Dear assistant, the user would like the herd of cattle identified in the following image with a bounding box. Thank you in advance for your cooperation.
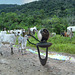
[0,26,75,55]
[61,26,75,37]
[0,27,37,55]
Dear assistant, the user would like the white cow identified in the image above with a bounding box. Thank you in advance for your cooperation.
[29,26,38,35]
[0,33,17,55]
[30,27,37,32]
[13,29,23,36]
[50,32,56,37]
[67,26,75,32]
[18,35,28,54]
[7,29,23,36]
[0,31,7,34]
[7,30,13,34]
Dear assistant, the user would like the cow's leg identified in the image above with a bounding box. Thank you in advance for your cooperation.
[18,43,21,52]
[24,41,27,51]
[22,41,27,55]
[25,41,27,48]
[21,43,25,54]
[22,49,25,55]
[21,43,23,53]
[10,44,14,55]
[21,42,27,55]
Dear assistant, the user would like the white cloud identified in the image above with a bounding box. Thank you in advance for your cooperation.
[0,0,39,5]
[23,0,38,4]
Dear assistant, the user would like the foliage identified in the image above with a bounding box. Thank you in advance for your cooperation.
[0,0,75,33]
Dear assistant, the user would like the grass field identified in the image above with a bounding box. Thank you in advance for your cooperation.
[26,33,75,54]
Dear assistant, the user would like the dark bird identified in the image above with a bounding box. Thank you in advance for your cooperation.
[38,29,49,42]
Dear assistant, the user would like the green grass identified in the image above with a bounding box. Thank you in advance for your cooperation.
[15,32,75,54]
[26,33,75,54]
[49,44,75,54]
[27,33,39,47]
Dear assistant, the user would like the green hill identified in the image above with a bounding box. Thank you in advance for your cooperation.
[0,0,74,17]
[0,0,75,33]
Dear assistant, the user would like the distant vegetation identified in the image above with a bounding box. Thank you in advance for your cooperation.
[0,0,75,34]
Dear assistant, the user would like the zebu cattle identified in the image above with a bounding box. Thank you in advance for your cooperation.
[7,30,13,34]
[0,31,7,34]
[13,29,22,36]
[50,32,56,37]
[8,29,23,36]
[29,27,38,35]
[60,26,75,37]
[18,29,28,54]
[67,26,75,32]
[18,35,28,54]
[0,33,19,55]
[0,28,7,34]
[60,31,73,37]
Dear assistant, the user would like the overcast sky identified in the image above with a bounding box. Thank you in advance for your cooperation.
[0,0,39,5]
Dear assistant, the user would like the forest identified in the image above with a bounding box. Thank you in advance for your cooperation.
[0,0,75,34]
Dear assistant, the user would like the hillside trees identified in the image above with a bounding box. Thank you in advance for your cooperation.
[0,0,74,19]
[41,15,69,34]
[0,0,74,33]
[0,12,69,34]
[0,12,43,30]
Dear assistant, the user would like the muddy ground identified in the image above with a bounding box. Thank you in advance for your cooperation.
[0,44,75,75]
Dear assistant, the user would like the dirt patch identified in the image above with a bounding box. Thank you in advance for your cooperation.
[0,45,75,75]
